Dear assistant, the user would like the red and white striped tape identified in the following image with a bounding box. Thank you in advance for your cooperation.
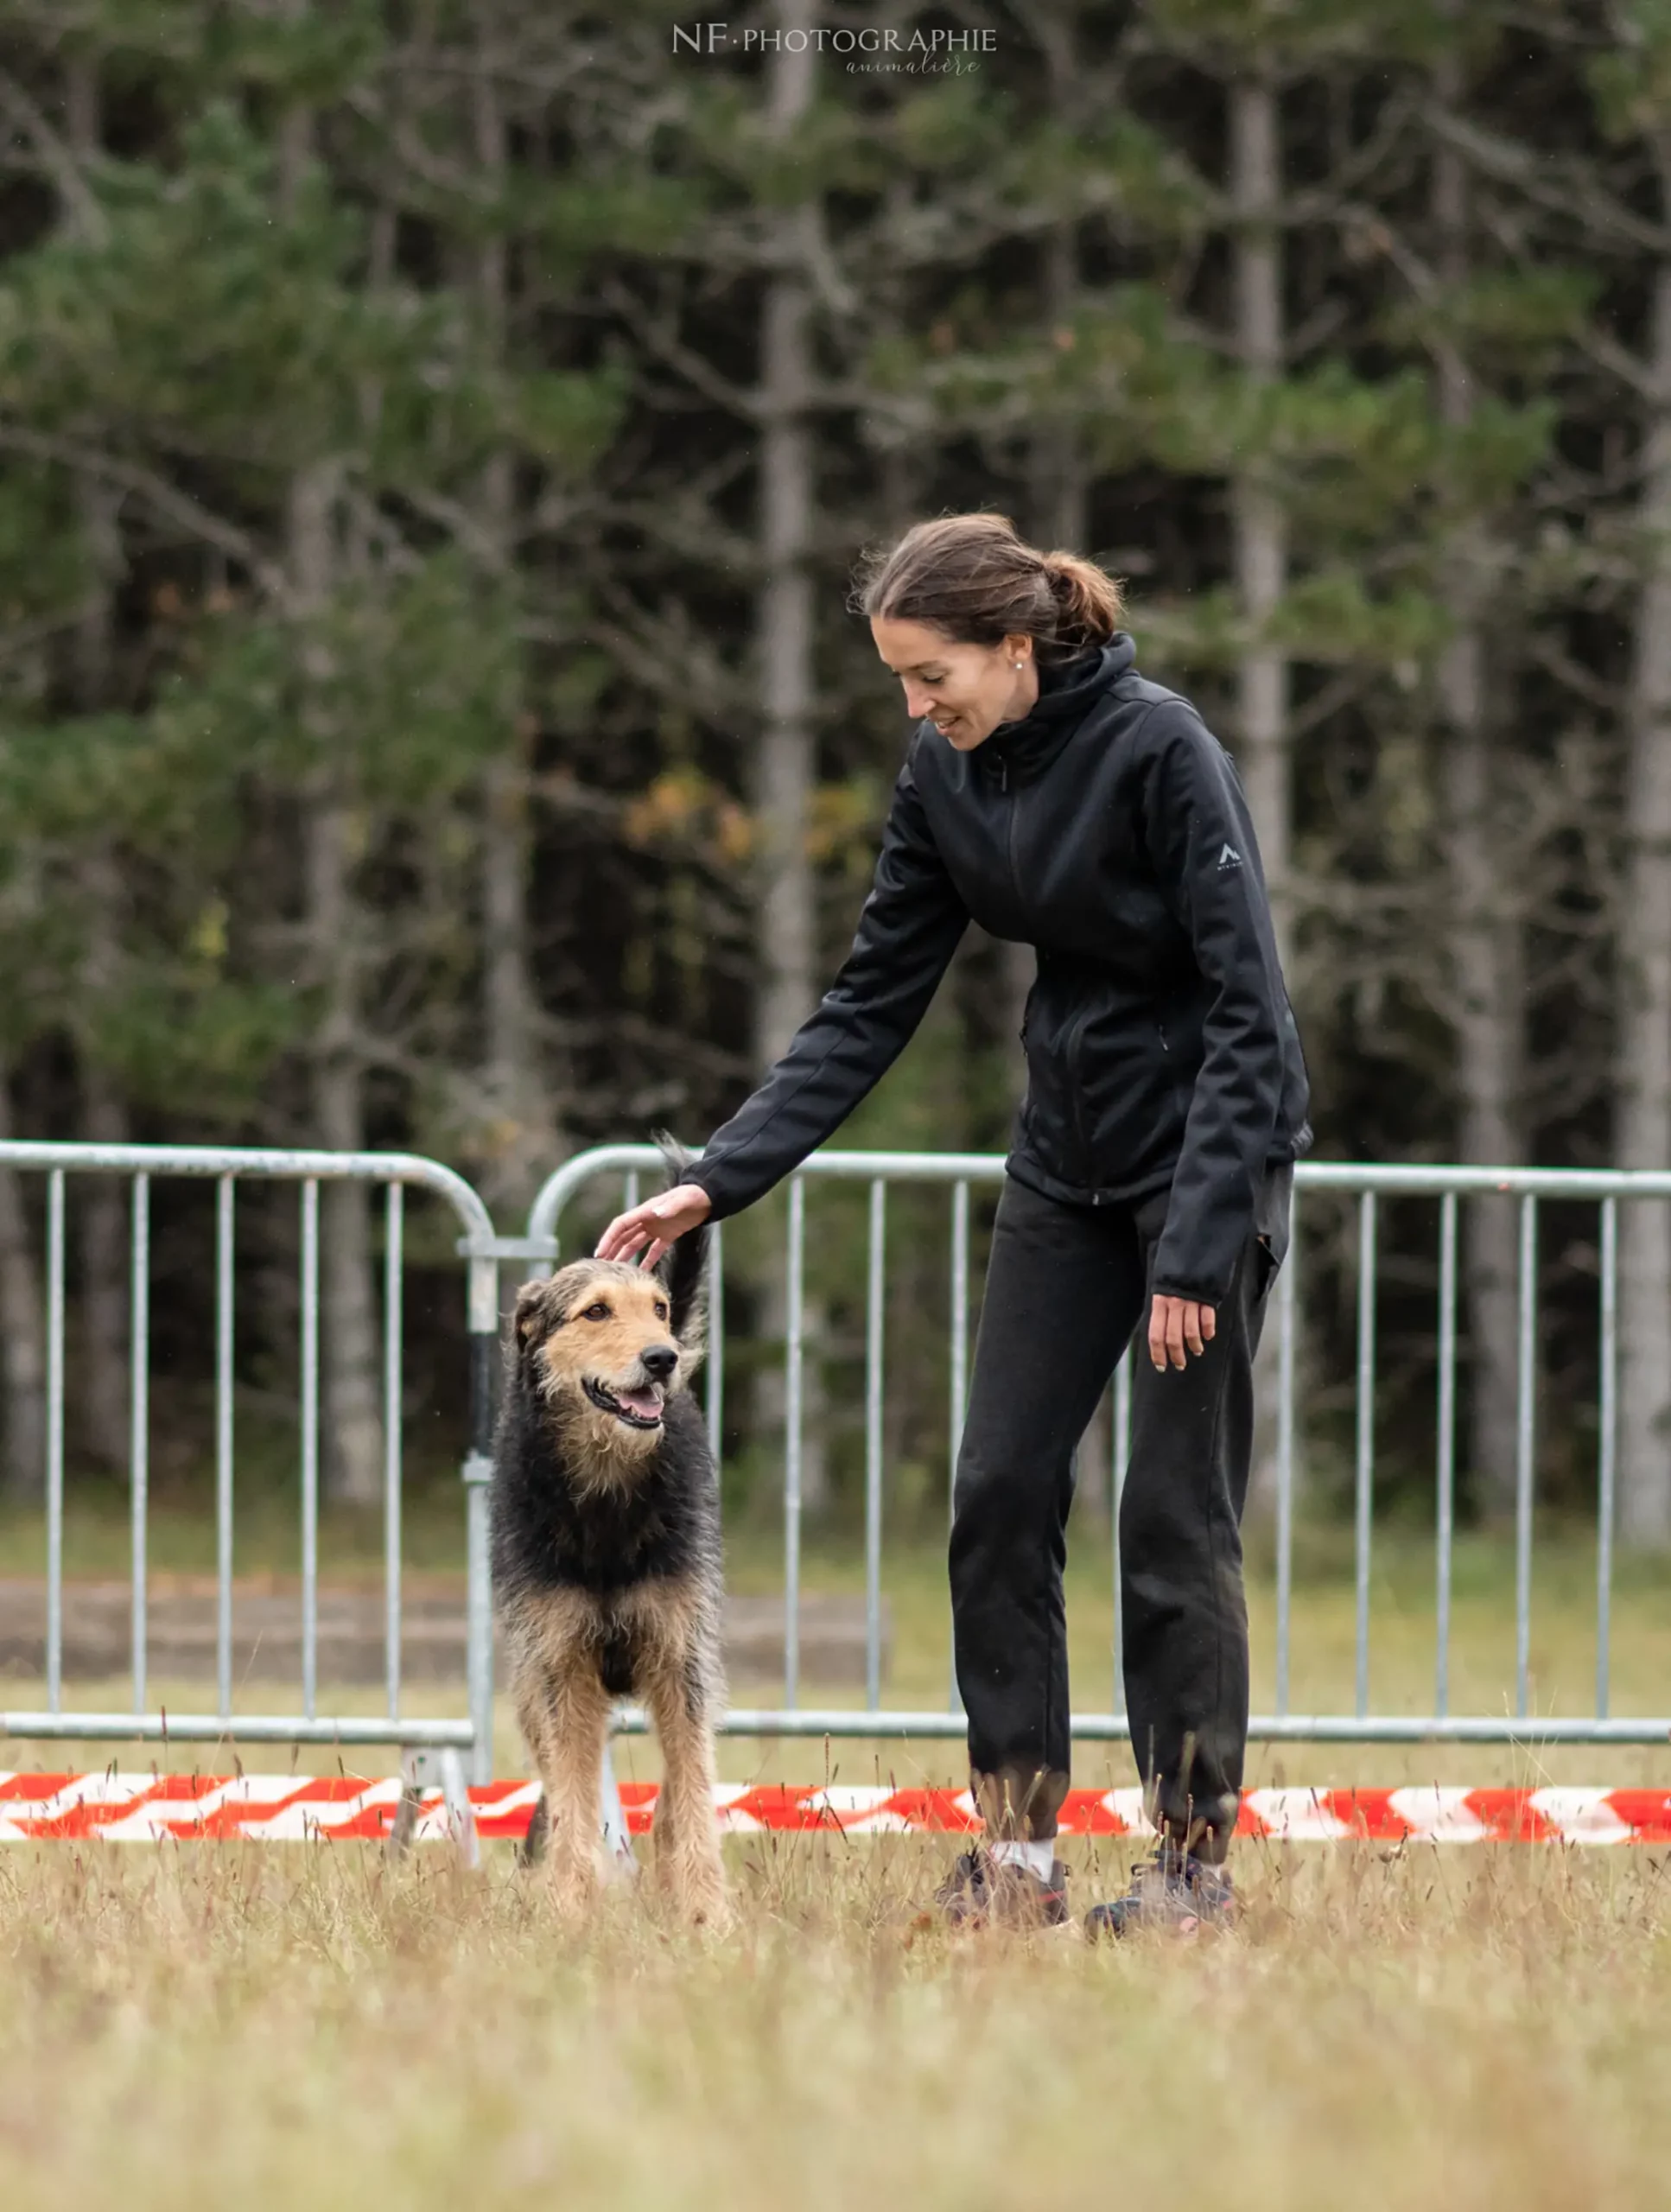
[2,1776,1668,1845]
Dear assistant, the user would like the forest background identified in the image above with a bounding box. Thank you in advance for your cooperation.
[0,0,1668,1567]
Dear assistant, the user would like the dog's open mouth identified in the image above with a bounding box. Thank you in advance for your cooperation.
[582,1376,666,1429]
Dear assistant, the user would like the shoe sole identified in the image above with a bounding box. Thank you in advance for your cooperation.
[935,1902,1075,1936]
[1086,1906,1244,1941]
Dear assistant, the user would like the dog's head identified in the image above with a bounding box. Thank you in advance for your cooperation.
[512,1256,702,1464]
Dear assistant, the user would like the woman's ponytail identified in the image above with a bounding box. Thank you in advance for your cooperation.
[1039,548,1125,652]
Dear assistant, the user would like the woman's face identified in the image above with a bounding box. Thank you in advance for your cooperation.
[870,618,1036,750]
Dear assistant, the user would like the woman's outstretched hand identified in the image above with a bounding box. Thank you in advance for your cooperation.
[594,1183,714,1272]
[1148,1293,1216,1370]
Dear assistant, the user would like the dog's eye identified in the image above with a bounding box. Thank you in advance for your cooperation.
[581,1301,610,1321]
[654,1300,669,1321]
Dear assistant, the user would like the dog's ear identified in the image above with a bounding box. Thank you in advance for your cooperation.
[650,1128,708,1347]
[512,1279,556,1346]
[652,1128,694,1191]
[659,1233,708,1351]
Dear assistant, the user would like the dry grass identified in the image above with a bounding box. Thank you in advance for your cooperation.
[0,1835,1668,2209]
[3,1516,1668,2204]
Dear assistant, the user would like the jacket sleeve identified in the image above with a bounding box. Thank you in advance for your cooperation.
[684,737,969,1222]
[1137,701,1292,1308]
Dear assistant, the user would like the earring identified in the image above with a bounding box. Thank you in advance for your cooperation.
[1013,660,1022,669]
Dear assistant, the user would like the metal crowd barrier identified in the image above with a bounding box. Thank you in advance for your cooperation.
[5,1140,1662,1804]
[0,1142,505,1789]
[529,1147,1671,1748]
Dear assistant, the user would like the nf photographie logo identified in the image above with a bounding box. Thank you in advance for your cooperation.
[671,22,996,72]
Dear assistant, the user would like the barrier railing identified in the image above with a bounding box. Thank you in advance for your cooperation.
[0,1143,505,1793]
[6,1137,1661,1826]
[529,1146,1671,1748]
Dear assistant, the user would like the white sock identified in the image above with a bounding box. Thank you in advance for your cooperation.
[988,1837,1057,1879]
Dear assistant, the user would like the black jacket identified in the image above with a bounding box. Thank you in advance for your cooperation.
[686,633,1312,1308]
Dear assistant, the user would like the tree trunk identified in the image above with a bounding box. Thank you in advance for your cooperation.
[78,1001,131,1471]
[70,464,133,1480]
[60,52,131,1471]
[753,4,817,1080]
[480,741,558,1217]
[1011,19,1084,1109]
[302,770,384,1508]
[1229,72,1304,1514]
[751,0,829,1513]
[283,91,383,1508]
[1028,2,1089,567]
[1229,75,1293,975]
[1432,68,1527,1522]
[471,56,561,1223]
[1442,642,1527,1518]
[1026,52,1109,1522]
[0,1070,45,1497]
[1615,243,1671,1548]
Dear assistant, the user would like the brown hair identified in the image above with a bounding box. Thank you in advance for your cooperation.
[849,512,1126,665]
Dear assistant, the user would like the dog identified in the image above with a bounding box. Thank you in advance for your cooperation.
[490,1137,728,1927]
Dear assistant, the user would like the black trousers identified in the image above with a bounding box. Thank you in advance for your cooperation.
[948,1163,1288,1859]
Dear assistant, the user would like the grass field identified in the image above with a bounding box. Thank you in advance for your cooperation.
[0,1837,1668,2208]
[1,1503,1668,2206]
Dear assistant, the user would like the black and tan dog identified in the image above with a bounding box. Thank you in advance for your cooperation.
[490,1141,727,1927]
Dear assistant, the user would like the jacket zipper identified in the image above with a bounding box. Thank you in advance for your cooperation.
[1063,1002,1094,1189]
[1002,756,1023,906]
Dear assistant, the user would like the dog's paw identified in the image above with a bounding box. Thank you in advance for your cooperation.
[657,1856,733,1934]
[544,1864,600,1927]
[686,1887,735,1937]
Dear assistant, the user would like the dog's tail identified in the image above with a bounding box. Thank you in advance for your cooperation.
[651,1128,709,1353]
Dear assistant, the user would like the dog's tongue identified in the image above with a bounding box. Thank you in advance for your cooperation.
[618,1388,662,1420]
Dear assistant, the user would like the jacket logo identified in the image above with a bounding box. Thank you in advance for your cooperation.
[1217,842,1242,869]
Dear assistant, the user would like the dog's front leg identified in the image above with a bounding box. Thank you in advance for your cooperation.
[646,1657,730,1930]
[534,1661,613,1923]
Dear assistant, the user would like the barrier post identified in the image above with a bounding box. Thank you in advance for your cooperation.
[464,1250,499,1789]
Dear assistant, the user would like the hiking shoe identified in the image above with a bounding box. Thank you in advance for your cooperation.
[931,1847,1071,1931]
[1084,1847,1240,1939]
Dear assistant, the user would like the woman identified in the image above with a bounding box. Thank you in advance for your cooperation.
[596,512,1312,1936]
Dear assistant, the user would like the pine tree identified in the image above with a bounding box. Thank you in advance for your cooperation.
[1584,0,1671,1544]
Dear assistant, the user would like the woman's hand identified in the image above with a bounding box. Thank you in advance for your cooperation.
[1148,1293,1216,1370]
[594,1183,714,1272]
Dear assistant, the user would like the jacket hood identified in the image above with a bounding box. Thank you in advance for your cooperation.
[977,632,1137,782]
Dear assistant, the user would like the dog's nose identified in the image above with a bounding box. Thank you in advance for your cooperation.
[639,1344,678,1381]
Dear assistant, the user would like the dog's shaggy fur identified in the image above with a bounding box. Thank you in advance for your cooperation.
[490,1140,727,1926]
